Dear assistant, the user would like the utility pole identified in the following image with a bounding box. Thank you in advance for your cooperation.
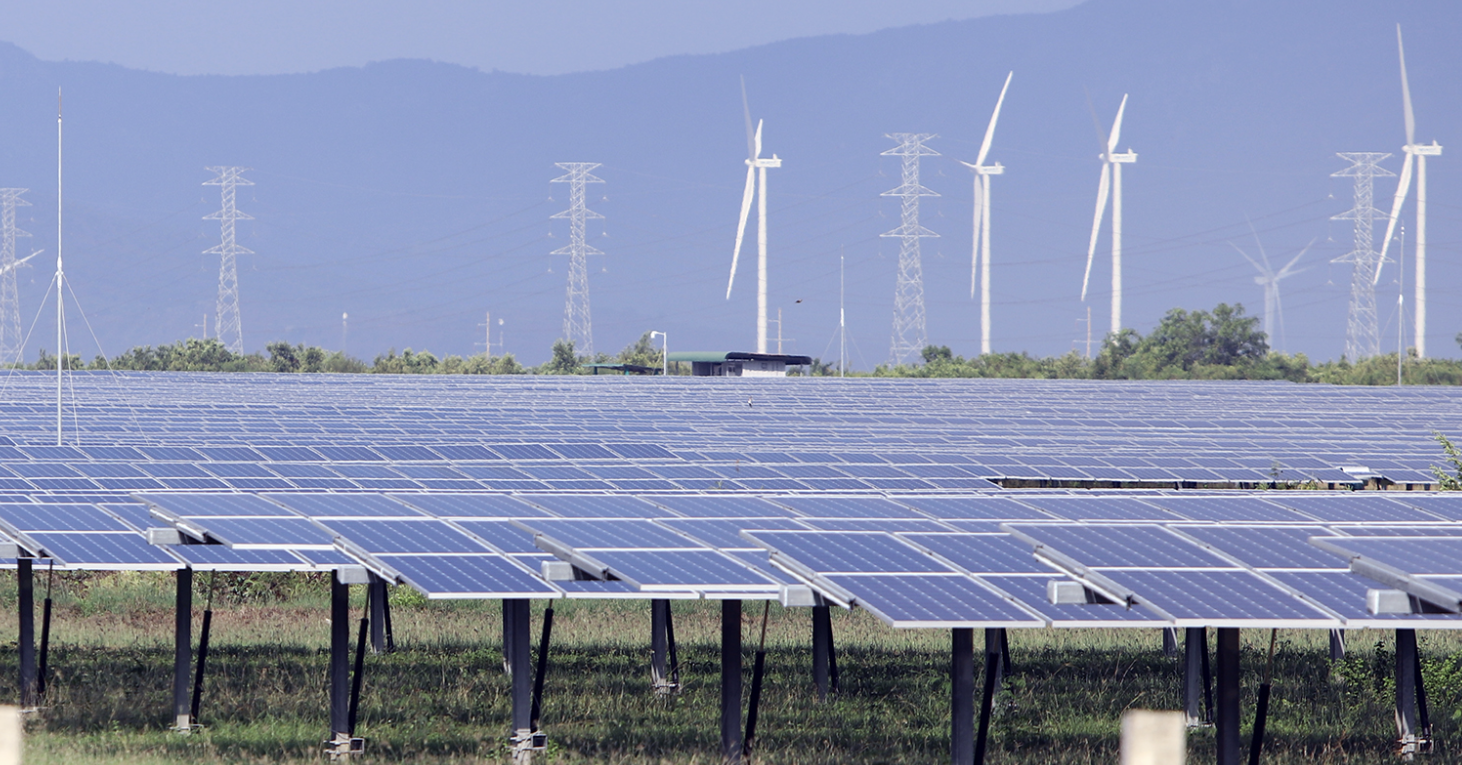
[839,252,846,377]
[195,314,208,340]
[477,311,492,357]
[1331,153,1393,360]
[551,163,604,356]
[0,190,31,364]
[881,134,939,365]
[203,167,253,354]
[341,312,348,355]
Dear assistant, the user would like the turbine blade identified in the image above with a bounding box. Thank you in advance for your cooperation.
[1108,94,1128,154]
[1398,25,1416,146]
[741,76,756,161]
[727,165,756,299]
[1229,241,1266,276]
[1376,151,1414,284]
[1277,237,1316,278]
[1245,216,1272,272]
[975,71,1012,167]
[1084,88,1109,150]
[754,119,763,159]
[1081,164,1111,301]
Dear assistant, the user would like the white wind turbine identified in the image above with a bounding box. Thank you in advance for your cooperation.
[726,78,782,354]
[1376,24,1442,357]
[1079,94,1136,337]
[960,71,1012,356]
[1230,232,1312,352]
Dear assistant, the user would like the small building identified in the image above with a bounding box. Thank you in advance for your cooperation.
[667,351,812,377]
[582,363,661,376]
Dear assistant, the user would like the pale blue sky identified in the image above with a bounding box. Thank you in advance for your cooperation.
[7,0,1083,76]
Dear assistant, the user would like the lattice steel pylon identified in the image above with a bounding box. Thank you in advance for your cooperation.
[203,167,253,354]
[0,189,32,363]
[881,134,939,365]
[551,163,604,356]
[1331,153,1394,360]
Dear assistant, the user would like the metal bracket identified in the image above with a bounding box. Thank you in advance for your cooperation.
[324,734,364,759]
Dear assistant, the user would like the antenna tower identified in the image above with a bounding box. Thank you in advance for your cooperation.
[0,189,31,363]
[1330,153,1393,360]
[551,163,604,356]
[881,133,939,365]
[203,167,253,354]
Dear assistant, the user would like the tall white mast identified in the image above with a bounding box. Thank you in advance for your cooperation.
[55,90,63,446]
[726,78,781,354]
[1080,95,1136,338]
[960,72,1011,356]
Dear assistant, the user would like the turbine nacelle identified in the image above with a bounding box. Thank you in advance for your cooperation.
[1406,141,1443,157]
[1102,150,1138,164]
[960,160,1004,176]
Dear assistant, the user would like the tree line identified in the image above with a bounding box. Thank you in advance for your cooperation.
[21,303,1462,385]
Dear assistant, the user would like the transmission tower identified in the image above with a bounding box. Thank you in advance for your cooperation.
[203,167,253,354]
[1331,153,1393,360]
[0,189,31,363]
[551,162,604,356]
[881,134,939,365]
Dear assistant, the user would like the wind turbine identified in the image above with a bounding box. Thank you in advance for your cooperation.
[726,78,782,354]
[1377,24,1442,357]
[1230,233,1311,352]
[960,71,1012,356]
[1079,94,1136,337]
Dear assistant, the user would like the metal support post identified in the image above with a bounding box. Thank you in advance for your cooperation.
[1163,627,1179,658]
[812,605,831,701]
[951,628,974,765]
[17,559,34,709]
[1329,629,1346,661]
[975,629,1000,765]
[326,572,362,756]
[173,568,193,730]
[531,606,553,732]
[368,576,386,654]
[1183,627,1208,727]
[721,600,743,765]
[1395,628,1430,757]
[651,599,671,692]
[507,599,536,762]
[1215,628,1241,765]
[503,603,515,676]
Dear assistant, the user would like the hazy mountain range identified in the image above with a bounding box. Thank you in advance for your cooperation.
[0,0,1455,366]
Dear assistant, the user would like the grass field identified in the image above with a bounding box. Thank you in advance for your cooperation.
[2,571,1459,763]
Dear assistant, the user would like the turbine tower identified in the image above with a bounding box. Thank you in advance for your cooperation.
[960,71,1012,356]
[882,133,939,365]
[1230,233,1311,352]
[1080,95,1137,337]
[726,78,782,354]
[1331,152,1394,360]
[551,162,604,356]
[0,189,31,363]
[203,167,253,354]
[1377,25,1443,358]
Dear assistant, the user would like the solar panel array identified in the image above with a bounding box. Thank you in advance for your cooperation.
[0,372,1454,629]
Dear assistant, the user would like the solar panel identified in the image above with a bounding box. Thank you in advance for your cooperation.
[1311,537,1462,576]
[746,531,948,574]
[190,517,335,549]
[586,550,777,591]
[901,533,1047,574]
[0,504,130,532]
[981,575,1162,625]
[1176,526,1340,569]
[268,493,420,518]
[379,554,559,598]
[138,493,294,517]
[451,520,542,553]
[1100,569,1337,624]
[658,518,810,550]
[321,519,488,554]
[28,532,179,569]
[1145,496,1305,523]
[521,495,656,518]
[643,495,793,518]
[1013,496,1177,521]
[769,497,923,519]
[170,545,317,571]
[517,519,695,550]
[820,574,1042,627]
[895,497,1051,520]
[392,494,548,518]
[1006,524,1228,568]
[1268,494,1437,523]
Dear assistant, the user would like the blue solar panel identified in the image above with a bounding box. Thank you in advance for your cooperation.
[1389,494,1462,521]
[822,574,1038,625]
[491,444,559,461]
[523,495,656,518]
[901,533,1046,574]
[982,575,1160,623]
[657,518,809,549]
[548,443,617,460]
[136,463,211,478]
[588,550,776,589]
[379,554,556,597]
[1312,537,1462,576]
[603,443,676,459]
[170,545,312,569]
[1266,571,1433,622]
[0,504,130,532]
[373,445,442,461]
[748,531,948,573]
[1269,495,1436,523]
[451,520,541,553]
[1177,526,1340,569]
[196,517,335,549]
[8,463,80,478]
[99,503,156,530]
[1007,524,1227,568]
[519,519,696,549]
[297,549,355,566]
[21,446,86,461]
[1145,496,1306,523]
[642,495,792,518]
[430,444,501,461]
[29,532,179,567]
[802,519,950,533]
[78,446,146,461]
[314,446,384,462]
[321,519,487,554]
[330,465,400,479]
[770,497,923,519]
[139,493,295,517]
[138,446,206,462]
[392,494,547,518]
[1103,569,1335,622]
[1014,496,1177,521]
[896,497,1050,520]
[254,446,324,462]
[268,493,419,517]
[197,446,267,462]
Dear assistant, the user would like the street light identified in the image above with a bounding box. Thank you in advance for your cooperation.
[650,331,667,376]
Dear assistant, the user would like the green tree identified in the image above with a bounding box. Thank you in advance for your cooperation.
[539,340,583,375]
[1432,432,1462,490]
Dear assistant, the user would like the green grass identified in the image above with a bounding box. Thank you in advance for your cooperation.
[5,573,1462,763]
